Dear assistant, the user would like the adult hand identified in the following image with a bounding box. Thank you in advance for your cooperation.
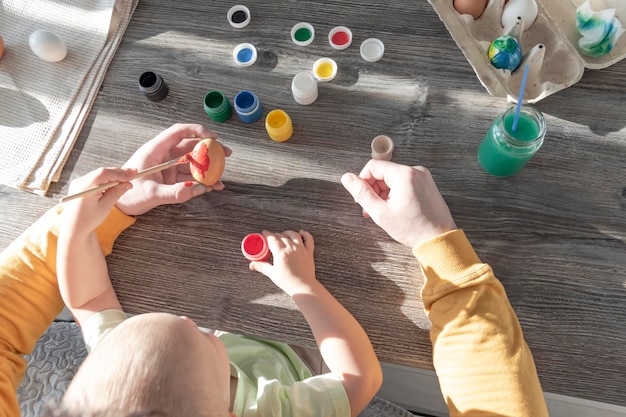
[341,160,457,248]
[116,123,232,216]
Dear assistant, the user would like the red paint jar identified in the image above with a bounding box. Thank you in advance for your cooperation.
[241,233,270,261]
[328,26,353,50]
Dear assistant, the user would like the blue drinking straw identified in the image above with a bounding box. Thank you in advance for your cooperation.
[512,63,530,132]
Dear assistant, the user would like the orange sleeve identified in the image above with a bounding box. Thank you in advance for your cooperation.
[414,229,549,417]
[0,206,135,417]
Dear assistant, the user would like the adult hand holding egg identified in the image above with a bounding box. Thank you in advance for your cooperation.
[116,123,231,216]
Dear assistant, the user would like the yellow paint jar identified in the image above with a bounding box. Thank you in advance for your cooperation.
[265,109,293,142]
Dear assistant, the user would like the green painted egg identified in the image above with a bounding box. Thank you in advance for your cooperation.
[488,35,522,71]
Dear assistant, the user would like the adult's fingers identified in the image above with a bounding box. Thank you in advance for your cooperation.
[154,123,217,149]
[340,172,385,221]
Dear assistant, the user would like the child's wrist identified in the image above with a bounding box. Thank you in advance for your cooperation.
[287,280,321,297]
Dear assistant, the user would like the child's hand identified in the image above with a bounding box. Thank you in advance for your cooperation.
[116,123,232,216]
[63,167,137,234]
[249,230,317,296]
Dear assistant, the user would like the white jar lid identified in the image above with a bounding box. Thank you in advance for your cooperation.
[291,22,315,46]
[291,72,318,105]
[328,26,352,50]
[233,43,257,67]
[312,57,337,82]
[360,38,385,62]
[227,5,251,28]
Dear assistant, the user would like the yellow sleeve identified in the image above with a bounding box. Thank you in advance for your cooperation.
[0,205,135,417]
[414,229,549,417]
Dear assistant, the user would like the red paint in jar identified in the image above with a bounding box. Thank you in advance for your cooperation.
[331,31,350,46]
[241,233,270,261]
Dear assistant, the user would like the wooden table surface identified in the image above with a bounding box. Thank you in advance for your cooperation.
[1,0,625,408]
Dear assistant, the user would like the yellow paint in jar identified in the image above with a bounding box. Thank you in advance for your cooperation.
[316,62,333,78]
[312,57,337,82]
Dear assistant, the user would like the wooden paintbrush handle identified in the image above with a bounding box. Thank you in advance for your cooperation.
[59,156,188,203]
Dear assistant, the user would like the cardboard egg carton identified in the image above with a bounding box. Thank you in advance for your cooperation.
[427,0,626,103]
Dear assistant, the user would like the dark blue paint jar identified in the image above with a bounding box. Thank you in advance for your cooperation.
[234,90,262,123]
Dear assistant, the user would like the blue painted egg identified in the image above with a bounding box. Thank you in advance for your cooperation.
[488,35,522,71]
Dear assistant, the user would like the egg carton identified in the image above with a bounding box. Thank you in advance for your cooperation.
[427,0,626,103]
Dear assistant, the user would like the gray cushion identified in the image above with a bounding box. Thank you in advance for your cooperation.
[18,321,87,416]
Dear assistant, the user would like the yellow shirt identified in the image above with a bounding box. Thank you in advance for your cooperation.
[0,206,135,417]
[415,230,549,417]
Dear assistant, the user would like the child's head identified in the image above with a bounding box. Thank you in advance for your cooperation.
[51,312,232,417]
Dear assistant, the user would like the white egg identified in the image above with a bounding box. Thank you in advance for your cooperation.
[502,0,538,29]
[29,30,67,62]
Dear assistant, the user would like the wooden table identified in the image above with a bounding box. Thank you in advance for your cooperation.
[1,0,625,409]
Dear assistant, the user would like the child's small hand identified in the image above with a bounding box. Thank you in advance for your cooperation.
[62,167,137,234]
[249,230,317,296]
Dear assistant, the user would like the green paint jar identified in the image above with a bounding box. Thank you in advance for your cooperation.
[478,105,546,177]
[203,90,232,123]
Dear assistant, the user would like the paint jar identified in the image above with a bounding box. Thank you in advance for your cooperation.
[138,71,168,102]
[328,26,353,50]
[360,38,385,62]
[477,105,546,177]
[265,109,293,142]
[291,22,315,46]
[371,135,394,160]
[242,233,270,262]
[234,90,262,123]
[233,43,257,67]
[203,90,232,123]
[312,58,337,82]
[227,5,251,28]
[291,72,318,105]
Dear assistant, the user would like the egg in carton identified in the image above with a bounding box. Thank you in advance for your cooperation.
[427,0,626,103]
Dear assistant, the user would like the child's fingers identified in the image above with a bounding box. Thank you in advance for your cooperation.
[262,231,285,251]
[282,230,302,244]
[299,230,314,252]
[249,260,272,277]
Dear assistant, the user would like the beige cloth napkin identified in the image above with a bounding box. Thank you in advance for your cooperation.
[0,0,137,195]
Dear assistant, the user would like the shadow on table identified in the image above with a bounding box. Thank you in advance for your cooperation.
[107,176,432,367]
[0,87,49,127]
[538,81,626,136]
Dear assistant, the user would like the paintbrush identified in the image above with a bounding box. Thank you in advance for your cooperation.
[59,154,190,203]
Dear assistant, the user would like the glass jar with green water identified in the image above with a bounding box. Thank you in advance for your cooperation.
[477,105,546,177]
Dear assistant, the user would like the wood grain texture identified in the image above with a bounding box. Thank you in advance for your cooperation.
[1,0,625,407]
